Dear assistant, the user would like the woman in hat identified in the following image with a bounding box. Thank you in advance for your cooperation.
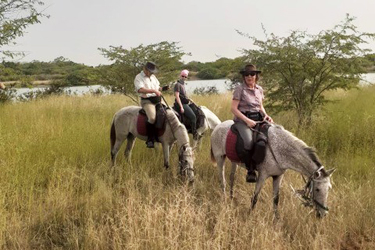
[173,69,198,138]
[231,64,273,183]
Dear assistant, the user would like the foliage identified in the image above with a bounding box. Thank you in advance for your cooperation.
[0,57,98,86]
[0,0,48,59]
[196,67,222,79]
[237,14,375,125]
[98,41,188,97]
[1,90,375,248]
[192,86,219,95]
[0,88,16,103]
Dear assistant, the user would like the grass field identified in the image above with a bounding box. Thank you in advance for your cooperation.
[0,88,374,249]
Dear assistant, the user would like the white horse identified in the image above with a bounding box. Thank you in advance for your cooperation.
[210,120,335,218]
[193,106,221,148]
[110,106,195,182]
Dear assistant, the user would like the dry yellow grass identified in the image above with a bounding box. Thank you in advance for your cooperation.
[0,90,374,249]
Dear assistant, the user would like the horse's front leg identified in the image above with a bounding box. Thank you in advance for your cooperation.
[272,175,283,219]
[251,172,267,210]
[162,142,170,169]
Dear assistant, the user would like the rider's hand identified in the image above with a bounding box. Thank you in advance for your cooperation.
[246,119,257,128]
[265,115,273,123]
[161,85,170,91]
[180,107,185,113]
[154,90,162,96]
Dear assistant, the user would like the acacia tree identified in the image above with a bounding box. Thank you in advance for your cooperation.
[98,41,187,101]
[238,15,375,125]
[0,0,47,58]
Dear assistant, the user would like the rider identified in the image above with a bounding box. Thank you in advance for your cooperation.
[174,69,198,139]
[231,64,273,183]
[134,61,170,148]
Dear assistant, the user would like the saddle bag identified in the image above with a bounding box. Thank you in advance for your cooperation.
[155,104,167,129]
[189,103,205,128]
[251,123,270,164]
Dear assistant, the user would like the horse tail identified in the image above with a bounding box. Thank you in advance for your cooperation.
[110,119,116,151]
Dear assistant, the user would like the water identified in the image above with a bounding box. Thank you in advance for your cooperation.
[360,72,375,85]
[183,79,229,94]
[12,73,375,97]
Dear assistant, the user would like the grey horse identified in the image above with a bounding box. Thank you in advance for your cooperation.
[110,106,195,182]
[210,120,335,218]
[192,106,221,148]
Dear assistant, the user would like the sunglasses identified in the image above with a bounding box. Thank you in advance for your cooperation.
[182,75,188,78]
[244,72,257,77]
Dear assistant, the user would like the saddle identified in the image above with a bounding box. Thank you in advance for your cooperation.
[136,103,167,138]
[173,102,205,134]
[225,122,271,165]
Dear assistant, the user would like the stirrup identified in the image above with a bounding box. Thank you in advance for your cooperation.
[246,171,257,183]
[146,140,154,148]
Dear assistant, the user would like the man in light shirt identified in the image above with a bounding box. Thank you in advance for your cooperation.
[134,61,169,148]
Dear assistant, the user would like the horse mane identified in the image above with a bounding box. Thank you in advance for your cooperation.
[165,108,189,145]
[274,124,322,166]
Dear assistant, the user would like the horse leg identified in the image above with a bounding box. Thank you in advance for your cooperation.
[111,136,127,167]
[272,175,283,219]
[251,173,267,210]
[229,162,238,199]
[162,142,170,169]
[124,134,136,161]
[217,156,226,194]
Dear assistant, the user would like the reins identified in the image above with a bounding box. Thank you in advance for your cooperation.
[160,95,192,172]
[300,166,329,211]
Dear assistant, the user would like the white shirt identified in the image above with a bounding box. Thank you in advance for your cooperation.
[134,71,160,98]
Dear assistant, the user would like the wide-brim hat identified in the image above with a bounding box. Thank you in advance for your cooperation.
[145,61,158,74]
[239,64,261,75]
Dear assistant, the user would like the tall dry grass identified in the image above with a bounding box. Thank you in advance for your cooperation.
[0,89,374,249]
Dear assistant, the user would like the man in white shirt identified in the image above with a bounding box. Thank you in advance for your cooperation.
[134,61,169,148]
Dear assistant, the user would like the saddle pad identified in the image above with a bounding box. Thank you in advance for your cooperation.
[225,129,241,163]
[136,113,165,137]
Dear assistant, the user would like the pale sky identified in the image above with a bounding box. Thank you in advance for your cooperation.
[4,0,375,66]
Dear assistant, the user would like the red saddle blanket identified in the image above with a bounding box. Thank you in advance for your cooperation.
[225,129,241,163]
[136,113,165,137]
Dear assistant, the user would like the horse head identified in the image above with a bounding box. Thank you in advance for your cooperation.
[302,167,336,218]
[178,144,195,183]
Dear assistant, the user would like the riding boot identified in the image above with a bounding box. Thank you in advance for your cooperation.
[146,122,155,148]
[244,153,257,183]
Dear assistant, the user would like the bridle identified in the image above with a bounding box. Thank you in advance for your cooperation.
[260,125,330,212]
[178,144,194,175]
[300,166,329,212]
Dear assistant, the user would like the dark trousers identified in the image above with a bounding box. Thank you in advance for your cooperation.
[175,103,197,133]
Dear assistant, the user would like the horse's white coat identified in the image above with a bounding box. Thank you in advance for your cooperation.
[210,120,335,217]
[110,106,195,181]
[192,106,221,148]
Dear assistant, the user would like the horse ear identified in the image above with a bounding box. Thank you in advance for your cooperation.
[325,168,336,177]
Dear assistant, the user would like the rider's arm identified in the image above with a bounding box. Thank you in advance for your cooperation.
[259,102,273,122]
[174,91,184,113]
[231,99,256,128]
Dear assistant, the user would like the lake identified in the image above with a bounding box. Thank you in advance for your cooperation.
[14,73,375,97]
